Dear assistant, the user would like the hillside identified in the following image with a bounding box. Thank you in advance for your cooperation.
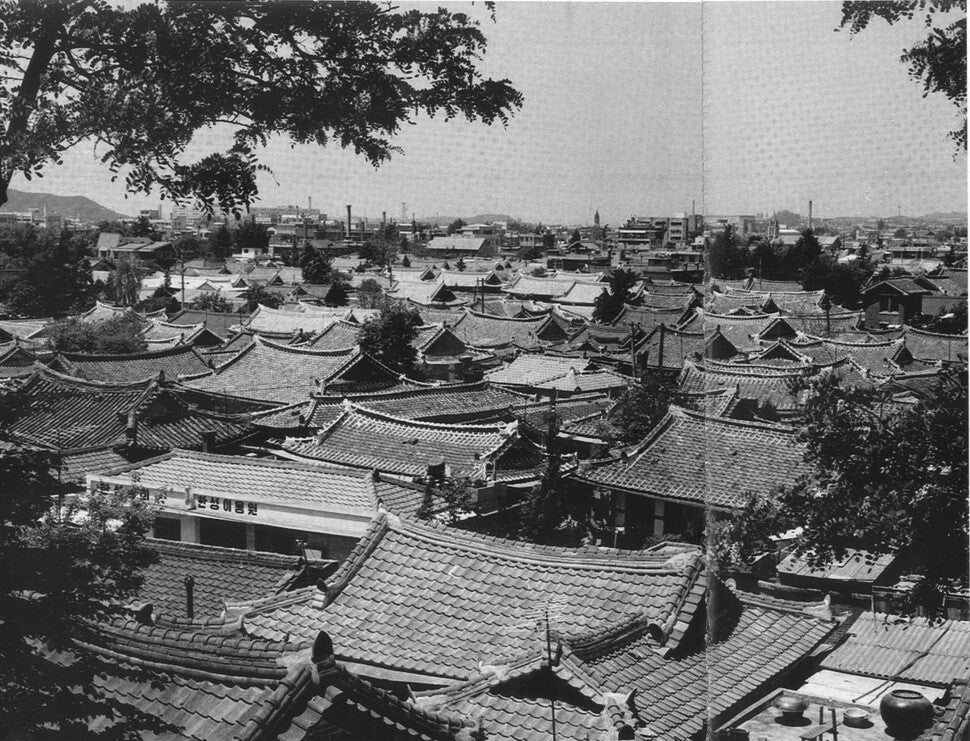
[1,188,128,223]
[419,213,519,226]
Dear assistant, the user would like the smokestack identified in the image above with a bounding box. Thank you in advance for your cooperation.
[308,196,312,211]
[808,200,813,231]
[184,576,194,620]
[346,205,352,238]
[382,211,386,236]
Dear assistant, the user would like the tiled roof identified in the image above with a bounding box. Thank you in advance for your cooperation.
[643,278,698,295]
[565,591,834,740]
[0,318,49,340]
[237,513,710,681]
[438,269,503,289]
[784,310,864,336]
[579,406,808,510]
[678,360,810,413]
[486,354,592,386]
[640,290,698,310]
[303,319,361,351]
[388,278,464,306]
[821,612,970,686]
[100,449,380,514]
[920,677,970,741]
[684,308,797,349]
[138,538,330,622]
[635,325,741,370]
[65,619,307,740]
[56,446,133,482]
[282,403,525,480]
[866,277,931,295]
[713,277,804,293]
[415,583,834,741]
[788,336,914,376]
[0,344,43,378]
[187,338,399,403]
[777,548,897,582]
[450,310,567,349]
[557,280,609,306]
[611,303,694,333]
[534,368,630,393]
[903,326,968,364]
[53,344,213,383]
[167,309,244,339]
[0,367,153,448]
[244,305,340,337]
[305,382,528,426]
[503,274,575,299]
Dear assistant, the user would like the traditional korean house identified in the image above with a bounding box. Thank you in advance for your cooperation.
[575,406,808,541]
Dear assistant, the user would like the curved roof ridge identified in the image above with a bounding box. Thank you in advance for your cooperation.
[77,617,302,681]
[672,402,798,432]
[310,380,491,403]
[102,447,373,478]
[255,335,358,357]
[696,308,781,322]
[30,362,156,392]
[389,513,679,570]
[57,342,203,363]
[343,401,513,434]
[464,308,549,323]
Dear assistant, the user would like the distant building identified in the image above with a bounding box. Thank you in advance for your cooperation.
[96,232,174,261]
[706,214,757,238]
[427,235,493,255]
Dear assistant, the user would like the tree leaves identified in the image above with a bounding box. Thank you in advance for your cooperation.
[0,1,524,212]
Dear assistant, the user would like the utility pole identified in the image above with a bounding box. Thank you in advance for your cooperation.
[545,606,558,741]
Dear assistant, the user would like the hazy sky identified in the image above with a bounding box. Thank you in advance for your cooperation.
[10,1,968,224]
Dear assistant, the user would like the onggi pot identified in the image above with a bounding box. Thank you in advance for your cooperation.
[879,689,933,736]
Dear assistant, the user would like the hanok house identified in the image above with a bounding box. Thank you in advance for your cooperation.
[48,343,213,383]
[251,381,529,433]
[449,308,571,356]
[575,405,808,542]
[24,615,480,740]
[88,449,384,559]
[0,366,277,480]
[134,537,338,624]
[775,548,902,598]
[278,402,546,511]
[185,336,406,404]
[216,514,837,740]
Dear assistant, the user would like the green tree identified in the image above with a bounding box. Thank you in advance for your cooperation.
[592,268,638,323]
[0,229,95,317]
[446,218,466,236]
[705,224,748,279]
[48,314,148,354]
[105,257,141,307]
[239,284,283,312]
[356,278,384,309]
[208,224,234,259]
[234,220,270,254]
[607,369,677,444]
[840,1,967,150]
[0,445,159,737]
[801,252,872,307]
[326,280,350,307]
[722,368,968,614]
[302,250,333,285]
[192,291,232,313]
[784,228,822,279]
[130,215,161,240]
[401,254,412,268]
[358,301,421,373]
[417,477,475,524]
[0,2,523,212]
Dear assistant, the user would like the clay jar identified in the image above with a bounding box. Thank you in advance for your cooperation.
[879,689,933,736]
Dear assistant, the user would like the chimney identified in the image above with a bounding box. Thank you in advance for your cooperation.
[125,410,138,446]
[346,205,352,238]
[200,430,217,452]
[381,211,386,236]
[184,576,194,620]
[308,196,312,211]
[808,200,813,231]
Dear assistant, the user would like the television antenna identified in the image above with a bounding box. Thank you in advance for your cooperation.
[507,596,572,741]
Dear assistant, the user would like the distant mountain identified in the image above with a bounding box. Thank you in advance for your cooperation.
[419,213,520,226]
[1,188,128,223]
[921,211,968,223]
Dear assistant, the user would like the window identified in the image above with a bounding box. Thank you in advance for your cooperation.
[199,518,247,550]
[152,516,181,541]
